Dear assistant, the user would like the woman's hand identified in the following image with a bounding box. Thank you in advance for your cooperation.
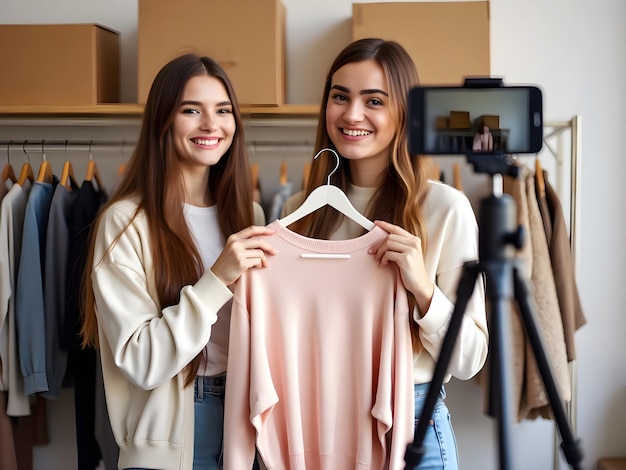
[210,225,278,286]
[369,220,434,315]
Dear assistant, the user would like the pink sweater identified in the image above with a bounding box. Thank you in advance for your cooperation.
[224,221,414,470]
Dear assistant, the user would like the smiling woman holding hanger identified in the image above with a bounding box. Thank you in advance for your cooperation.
[281,38,489,470]
[80,54,275,470]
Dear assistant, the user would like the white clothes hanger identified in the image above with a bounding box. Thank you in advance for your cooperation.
[278,148,375,231]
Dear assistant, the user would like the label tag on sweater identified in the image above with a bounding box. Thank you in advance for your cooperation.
[300,253,351,259]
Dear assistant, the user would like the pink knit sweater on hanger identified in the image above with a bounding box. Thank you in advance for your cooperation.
[224,221,414,470]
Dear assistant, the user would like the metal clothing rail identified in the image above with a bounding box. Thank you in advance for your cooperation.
[1,139,128,155]
[543,116,582,269]
[543,116,582,470]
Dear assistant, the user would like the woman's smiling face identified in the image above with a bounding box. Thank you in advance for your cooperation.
[325,59,396,182]
[172,74,236,175]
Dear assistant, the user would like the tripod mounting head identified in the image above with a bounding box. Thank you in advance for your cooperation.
[465,152,521,178]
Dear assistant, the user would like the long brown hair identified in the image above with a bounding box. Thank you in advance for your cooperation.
[291,38,431,350]
[81,54,254,385]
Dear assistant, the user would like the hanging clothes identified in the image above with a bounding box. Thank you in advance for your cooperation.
[522,172,570,420]
[539,170,586,361]
[42,183,79,399]
[61,179,108,470]
[534,160,552,241]
[268,162,293,222]
[479,166,571,422]
[15,177,59,396]
[0,180,32,417]
[0,180,34,470]
[1,178,9,202]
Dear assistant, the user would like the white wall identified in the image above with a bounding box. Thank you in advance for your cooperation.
[2,0,625,469]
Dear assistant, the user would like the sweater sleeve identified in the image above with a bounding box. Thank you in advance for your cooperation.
[223,281,259,470]
[415,185,489,380]
[92,203,233,390]
[388,282,416,470]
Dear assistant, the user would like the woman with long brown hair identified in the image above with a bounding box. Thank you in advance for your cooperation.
[282,38,488,469]
[81,54,275,470]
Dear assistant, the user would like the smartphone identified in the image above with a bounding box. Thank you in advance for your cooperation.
[407,79,543,156]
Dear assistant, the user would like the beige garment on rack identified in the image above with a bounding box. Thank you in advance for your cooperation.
[540,170,586,362]
[522,171,571,419]
[478,166,571,422]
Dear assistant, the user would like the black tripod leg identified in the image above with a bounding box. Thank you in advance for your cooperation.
[404,261,480,469]
[484,261,516,470]
[512,265,584,470]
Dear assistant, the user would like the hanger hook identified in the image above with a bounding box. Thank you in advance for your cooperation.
[89,140,94,160]
[22,140,31,164]
[41,139,47,161]
[313,148,340,185]
[6,140,11,165]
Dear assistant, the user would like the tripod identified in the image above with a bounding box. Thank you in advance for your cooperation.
[404,156,584,470]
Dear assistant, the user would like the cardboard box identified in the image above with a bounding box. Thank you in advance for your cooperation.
[449,110,470,129]
[435,116,449,129]
[138,0,285,106]
[352,2,490,85]
[0,24,120,105]
[478,114,500,129]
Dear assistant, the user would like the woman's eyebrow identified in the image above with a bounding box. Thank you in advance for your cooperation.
[330,84,388,96]
[179,100,233,107]
[360,88,388,96]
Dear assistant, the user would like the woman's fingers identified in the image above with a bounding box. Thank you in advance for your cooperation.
[211,225,278,285]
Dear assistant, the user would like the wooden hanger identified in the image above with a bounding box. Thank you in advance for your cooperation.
[16,141,36,186]
[250,163,259,190]
[250,162,261,204]
[2,163,17,184]
[17,162,34,186]
[279,161,288,185]
[423,156,440,182]
[452,162,464,192]
[535,158,546,198]
[85,142,104,191]
[60,160,79,190]
[37,160,53,183]
[277,148,374,231]
[117,162,128,178]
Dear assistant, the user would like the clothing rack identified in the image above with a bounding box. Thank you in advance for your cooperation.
[542,116,582,470]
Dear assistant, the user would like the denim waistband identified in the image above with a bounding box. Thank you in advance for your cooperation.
[414,382,447,400]
[195,374,226,399]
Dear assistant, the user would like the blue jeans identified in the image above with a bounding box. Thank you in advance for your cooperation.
[409,383,460,470]
[193,375,260,470]
[193,375,227,470]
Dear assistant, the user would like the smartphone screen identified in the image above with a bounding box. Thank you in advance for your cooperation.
[408,85,543,156]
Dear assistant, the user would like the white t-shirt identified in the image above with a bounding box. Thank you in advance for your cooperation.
[183,203,229,376]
